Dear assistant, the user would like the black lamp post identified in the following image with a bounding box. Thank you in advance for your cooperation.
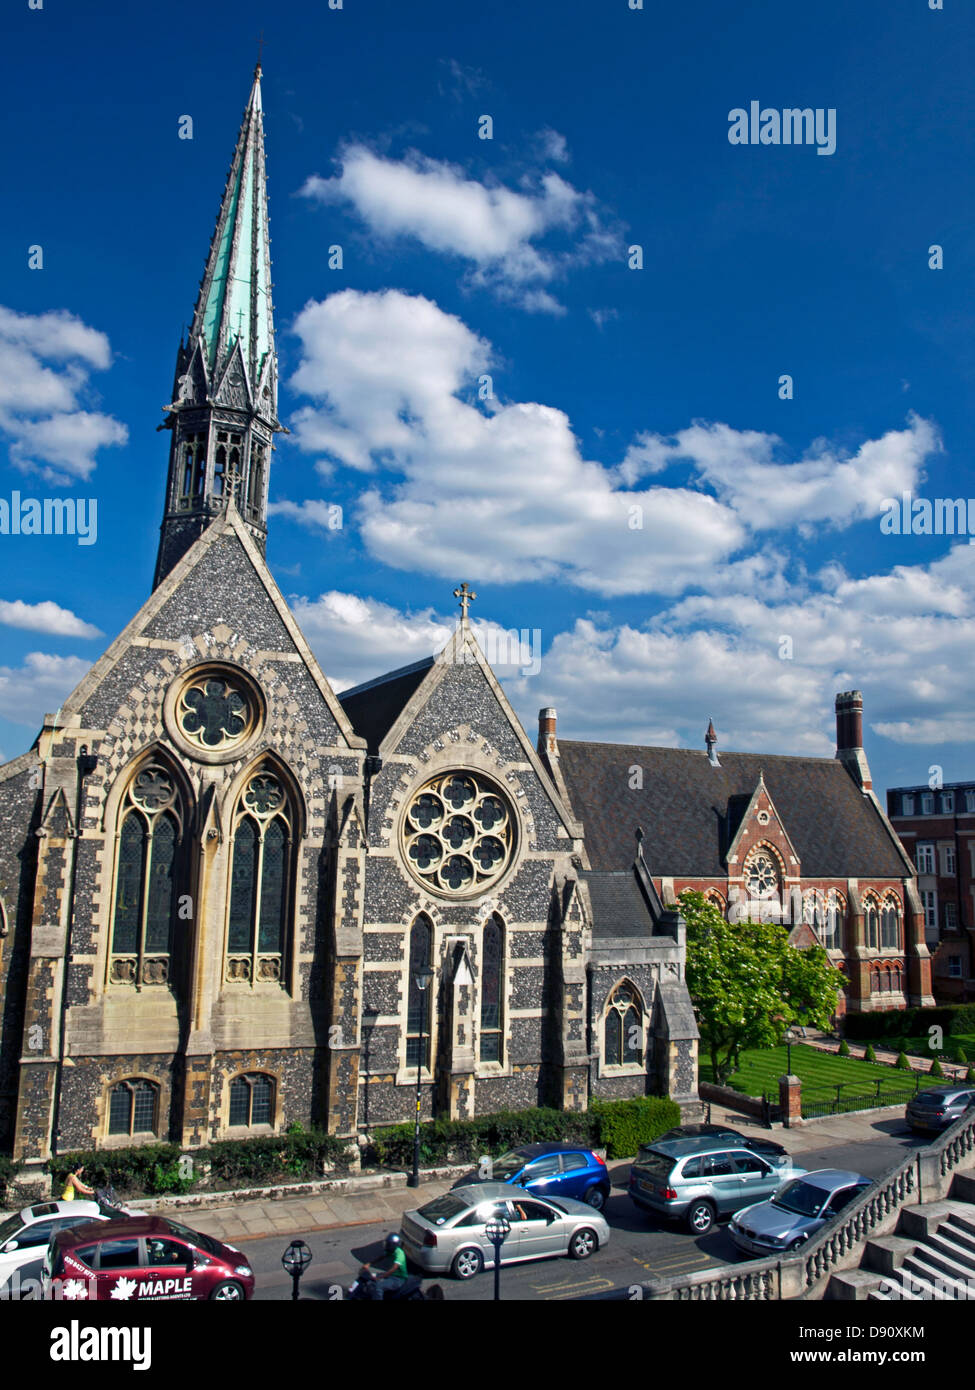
[281,1239,312,1300]
[783,1025,798,1076]
[484,1214,511,1302]
[407,964,435,1189]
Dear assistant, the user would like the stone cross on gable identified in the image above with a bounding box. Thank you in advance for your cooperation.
[453,582,477,620]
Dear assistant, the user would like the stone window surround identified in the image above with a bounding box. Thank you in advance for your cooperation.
[216,1066,283,1138]
[161,659,266,767]
[596,977,649,1081]
[95,1071,172,1149]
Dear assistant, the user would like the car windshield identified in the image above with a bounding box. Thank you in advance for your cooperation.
[417,1194,469,1226]
[0,1213,24,1244]
[164,1221,222,1255]
[772,1180,829,1217]
[491,1152,528,1179]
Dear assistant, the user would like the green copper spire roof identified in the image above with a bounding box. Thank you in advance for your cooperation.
[190,65,275,388]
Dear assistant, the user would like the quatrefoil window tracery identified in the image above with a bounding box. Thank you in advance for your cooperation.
[178,675,251,750]
[402,771,515,897]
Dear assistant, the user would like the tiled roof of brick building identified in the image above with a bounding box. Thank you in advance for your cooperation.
[558,741,909,880]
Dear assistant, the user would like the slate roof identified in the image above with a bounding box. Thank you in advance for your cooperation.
[558,742,909,881]
[583,870,658,938]
[338,658,434,753]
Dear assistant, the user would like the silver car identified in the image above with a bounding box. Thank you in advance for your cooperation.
[730,1168,872,1257]
[399,1181,610,1280]
[905,1086,975,1134]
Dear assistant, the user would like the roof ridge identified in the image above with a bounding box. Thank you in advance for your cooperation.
[559,739,838,765]
[338,656,435,701]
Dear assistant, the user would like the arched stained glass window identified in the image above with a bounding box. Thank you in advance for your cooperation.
[864,901,880,950]
[229,1073,274,1128]
[880,901,900,950]
[110,761,184,989]
[226,765,295,986]
[605,982,643,1067]
[406,916,433,1069]
[480,917,504,1063]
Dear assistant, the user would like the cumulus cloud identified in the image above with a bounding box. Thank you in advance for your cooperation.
[0,599,102,638]
[0,306,127,483]
[289,290,746,595]
[267,498,343,531]
[627,417,940,532]
[300,147,620,312]
[0,651,92,726]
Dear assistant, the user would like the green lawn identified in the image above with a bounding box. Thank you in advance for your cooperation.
[699,1043,945,1100]
[852,1032,975,1063]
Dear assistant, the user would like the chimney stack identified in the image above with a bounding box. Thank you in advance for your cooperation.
[537,707,558,759]
[834,690,871,790]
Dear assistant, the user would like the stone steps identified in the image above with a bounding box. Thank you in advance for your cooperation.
[828,1192,975,1301]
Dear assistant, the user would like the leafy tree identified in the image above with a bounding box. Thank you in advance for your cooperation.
[680,890,843,1085]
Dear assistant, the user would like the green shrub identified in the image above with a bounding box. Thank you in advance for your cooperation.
[590,1097,682,1160]
[864,1044,877,1063]
[837,1039,851,1057]
[929,1057,945,1078]
[844,1005,975,1042]
[953,1045,968,1065]
[967,1067,975,1084]
[895,1052,912,1071]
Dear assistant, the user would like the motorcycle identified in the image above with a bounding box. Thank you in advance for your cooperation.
[346,1265,443,1301]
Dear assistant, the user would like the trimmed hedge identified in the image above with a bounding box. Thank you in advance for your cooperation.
[46,1128,352,1198]
[844,1004,975,1041]
[837,1039,851,1057]
[896,1052,912,1071]
[367,1097,682,1168]
[864,1045,877,1063]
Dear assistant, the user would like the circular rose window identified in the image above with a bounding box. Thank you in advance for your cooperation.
[746,851,779,898]
[176,672,256,752]
[401,771,516,897]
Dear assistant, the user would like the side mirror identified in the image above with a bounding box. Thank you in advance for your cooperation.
[2,1241,18,1254]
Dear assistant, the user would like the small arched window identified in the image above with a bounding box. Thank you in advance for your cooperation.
[880,900,901,950]
[228,1073,274,1128]
[864,900,880,950]
[226,765,296,986]
[108,1079,159,1137]
[406,915,433,1069]
[480,916,504,1063]
[605,982,643,1067]
[111,761,185,988]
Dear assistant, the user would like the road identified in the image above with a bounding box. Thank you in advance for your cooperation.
[238,1123,930,1302]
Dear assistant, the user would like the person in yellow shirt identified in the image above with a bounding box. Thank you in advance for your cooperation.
[61,1166,95,1202]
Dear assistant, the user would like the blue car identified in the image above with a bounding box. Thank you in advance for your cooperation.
[454,1143,611,1210]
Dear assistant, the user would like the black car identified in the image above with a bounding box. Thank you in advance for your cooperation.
[657,1124,788,1160]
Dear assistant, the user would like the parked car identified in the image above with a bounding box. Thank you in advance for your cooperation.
[0,1201,110,1299]
[452,1143,611,1210]
[42,1215,255,1301]
[400,1181,610,1279]
[905,1086,975,1134]
[628,1138,802,1234]
[656,1124,788,1161]
[730,1168,872,1256]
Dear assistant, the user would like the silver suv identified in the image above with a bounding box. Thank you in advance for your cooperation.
[628,1138,803,1234]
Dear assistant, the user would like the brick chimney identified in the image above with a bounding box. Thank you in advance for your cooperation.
[537,707,558,759]
[835,690,872,790]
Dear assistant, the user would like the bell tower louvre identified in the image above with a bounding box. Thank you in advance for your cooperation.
[153,65,283,588]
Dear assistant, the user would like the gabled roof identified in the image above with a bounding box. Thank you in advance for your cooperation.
[338,658,435,754]
[558,741,909,880]
[583,869,658,939]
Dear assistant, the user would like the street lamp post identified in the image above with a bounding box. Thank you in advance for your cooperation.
[484,1216,511,1302]
[281,1239,312,1300]
[783,1025,798,1076]
[407,964,435,1189]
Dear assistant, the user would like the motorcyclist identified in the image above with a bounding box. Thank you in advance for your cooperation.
[371,1233,409,1294]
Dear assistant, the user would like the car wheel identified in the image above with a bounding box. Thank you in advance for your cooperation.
[568,1227,598,1260]
[209,1280,245,1301]
[583,1184,608,1211]
[687,1200,716,1235]
[787,1236,808,1251]
[451,1247,484,1280]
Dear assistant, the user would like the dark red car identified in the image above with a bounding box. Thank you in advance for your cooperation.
[42,1215,255,1301]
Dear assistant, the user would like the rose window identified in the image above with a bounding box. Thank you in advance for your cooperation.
[178,675,252,750]
[402,772,515,896]
[746,851,779,898]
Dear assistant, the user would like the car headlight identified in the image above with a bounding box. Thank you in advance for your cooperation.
[234,1265,252,1277]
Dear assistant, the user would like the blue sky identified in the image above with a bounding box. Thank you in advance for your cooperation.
[1,0,973,796]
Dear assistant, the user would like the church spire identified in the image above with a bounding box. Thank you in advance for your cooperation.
[153,65,283,588]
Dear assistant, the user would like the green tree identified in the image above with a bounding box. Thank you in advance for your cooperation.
[680,890,843,1086]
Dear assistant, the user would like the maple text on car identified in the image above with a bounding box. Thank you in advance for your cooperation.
[42,1215,255,1301]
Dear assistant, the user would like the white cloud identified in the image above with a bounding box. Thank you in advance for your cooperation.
[630,416,940,533]
[289,290,746,596]
[0,599,102,638]
[300,147,620,311]
[0,306,127,483]
[267,498,343,531]
[0,651,92,726]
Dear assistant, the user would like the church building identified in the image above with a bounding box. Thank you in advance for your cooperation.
[0,70,699,1172]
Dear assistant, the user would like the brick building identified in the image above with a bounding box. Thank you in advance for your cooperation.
[887,782,975,1000]
[541,692,932,1022]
